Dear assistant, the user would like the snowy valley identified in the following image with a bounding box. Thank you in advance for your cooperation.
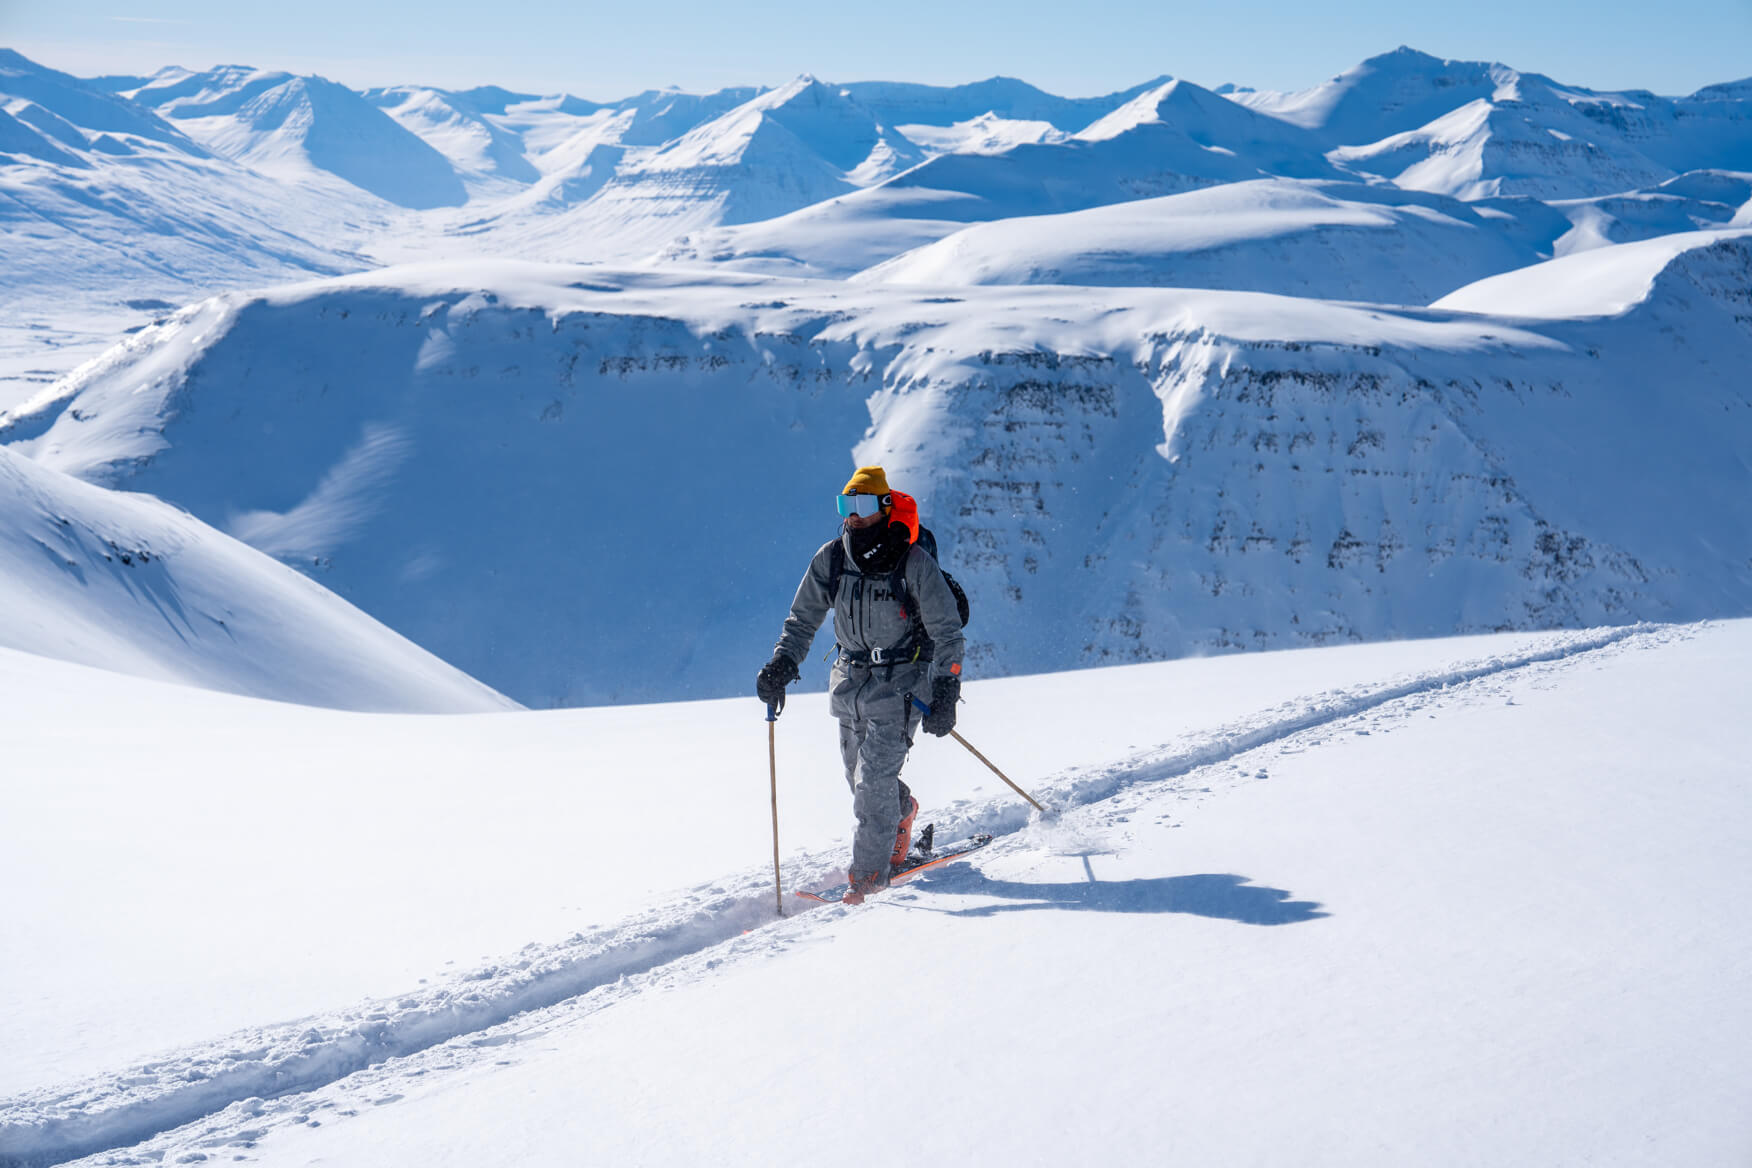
[2,37,1751,1167]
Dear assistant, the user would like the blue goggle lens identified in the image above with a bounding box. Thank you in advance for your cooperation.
[837,493,884,518]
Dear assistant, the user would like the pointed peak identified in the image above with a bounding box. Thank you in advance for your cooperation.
[765,74,837,102]
[1075,77,1246,141]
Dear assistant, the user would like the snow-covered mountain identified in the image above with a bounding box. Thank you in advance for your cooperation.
[0,440,512,712]
[122,65,470,208]
[11,45,1752,303]
[889,111,1069,155]
[10,230,1750,706]
[655,78,1354,280]
[1330,94,1675,201]
[1243,47,1752,201]
[874,77,1344,220]
[6,45,1752,711]
[477,76,924,260]
[364,84,542,188]
[0,52,361,306]
[843,74,1169,133]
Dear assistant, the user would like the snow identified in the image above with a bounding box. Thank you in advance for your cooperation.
[12,235,1751,709]
[0,442,512,712]
[125,68,468,209]
[1433,227,1752,317]
[891,112,1068,156]
[364,86,541,189]
[4,37,1752,1168]
[843,74,1166,134]
[4,621,1748,1166]
[857,179,1556,301]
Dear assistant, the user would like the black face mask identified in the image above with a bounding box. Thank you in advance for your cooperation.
[844,518,909,574]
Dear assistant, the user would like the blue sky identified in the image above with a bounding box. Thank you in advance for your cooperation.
[4,0,1749,98]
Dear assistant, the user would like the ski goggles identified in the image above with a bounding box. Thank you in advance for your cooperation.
[836,492,889,518]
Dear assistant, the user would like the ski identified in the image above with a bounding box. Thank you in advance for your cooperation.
[794,831,994,904]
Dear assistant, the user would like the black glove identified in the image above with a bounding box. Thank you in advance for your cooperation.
[922,675,960,737]
[756,654,799,712]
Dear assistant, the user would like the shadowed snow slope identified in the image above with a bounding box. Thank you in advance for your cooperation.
[1,622,1747,1166]
[364,85,542,188]
[856,179,1561,301]
[1548,170,1752,254]
[7,239,1751,706]
[0,444,512,711]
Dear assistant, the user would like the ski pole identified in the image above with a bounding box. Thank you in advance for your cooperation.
[910,696,1048,815]
[766,702,785,918]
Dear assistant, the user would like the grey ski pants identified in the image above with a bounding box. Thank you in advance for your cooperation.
[830,658,925,879]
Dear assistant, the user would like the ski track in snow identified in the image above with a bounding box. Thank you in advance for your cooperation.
[0,622,1684,1168]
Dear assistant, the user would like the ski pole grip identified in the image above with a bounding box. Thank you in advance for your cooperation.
[910,696,932,716]
[765,702,778,723]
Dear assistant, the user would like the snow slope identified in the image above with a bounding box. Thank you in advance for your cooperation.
[363,85,541,188]
[8,234,1752,707]
[3,621,1747,1166]
[0,443,511,711]
[1330,96,1674,201]
[858,178,1562,301]
[888,111,1068,155]
[1547,170,1752,254]
[1433,227,1752,317]
[651,184,984,278]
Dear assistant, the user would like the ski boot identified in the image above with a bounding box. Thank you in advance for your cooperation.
[889,794,921,872]
[843,869,889,906]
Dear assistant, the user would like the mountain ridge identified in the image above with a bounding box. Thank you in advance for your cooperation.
[11,233,1749,704]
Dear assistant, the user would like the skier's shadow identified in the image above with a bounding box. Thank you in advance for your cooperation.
[905,863,1327,925]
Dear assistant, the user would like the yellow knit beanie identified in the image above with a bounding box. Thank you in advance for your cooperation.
[842,465,891,500]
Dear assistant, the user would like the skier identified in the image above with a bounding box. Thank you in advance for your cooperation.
[756,466,965,905]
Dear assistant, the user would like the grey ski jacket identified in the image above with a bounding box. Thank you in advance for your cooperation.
[774,536,965,691]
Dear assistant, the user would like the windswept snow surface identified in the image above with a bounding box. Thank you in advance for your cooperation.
[0,443,512,711]
[857,179,1558,300]
[3,621,1749,1166]
[1547,170,1752,255]
[890,112,1068,156]
[9,242,1752,706]
[1433,227,1752,317]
